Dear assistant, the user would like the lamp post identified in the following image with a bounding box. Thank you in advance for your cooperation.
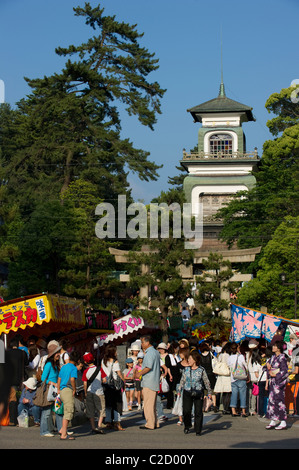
[213,307,222,339]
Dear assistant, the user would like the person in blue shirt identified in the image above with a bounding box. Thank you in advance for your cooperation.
[40,342,61,437]
[15,334,29,358]
[57,350,80,440]
[18,377,41,425]
[139,335,161,430]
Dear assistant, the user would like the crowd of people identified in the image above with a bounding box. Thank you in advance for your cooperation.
[1,328,299,437]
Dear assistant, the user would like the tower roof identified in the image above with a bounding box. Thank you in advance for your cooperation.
[187,84,255,123]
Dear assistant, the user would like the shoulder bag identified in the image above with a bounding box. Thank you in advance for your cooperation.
[87,366,101,389]
[232,355,248,381]
[33,380,52,407]
[213,361,230,376]
[106,360,124,391]
[252,369,266,395]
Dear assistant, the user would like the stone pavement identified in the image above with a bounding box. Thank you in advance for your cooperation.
[1,407,299,452]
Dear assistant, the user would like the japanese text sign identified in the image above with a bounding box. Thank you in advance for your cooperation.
[97,313,144,346]
[0,294,85,335]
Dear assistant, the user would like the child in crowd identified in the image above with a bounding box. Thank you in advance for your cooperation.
[82,352,107,434]
[133,352,144,410]
[123,358,135,410]
[57,350,80,440]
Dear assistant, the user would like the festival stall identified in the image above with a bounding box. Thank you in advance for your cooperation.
[230,303,299,343]
[0,293,86,340]
[0,293,118,355]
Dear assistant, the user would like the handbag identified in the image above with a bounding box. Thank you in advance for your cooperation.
[160,377,170,393]
[190,389,203,398]
[252,368,266,395]
[47,383,58,402]
[213,361,230,376]
[106,361,124,391]
[33,381,52,407]
[232,355,248,381]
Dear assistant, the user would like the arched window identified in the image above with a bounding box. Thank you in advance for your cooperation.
[209,134,233,155]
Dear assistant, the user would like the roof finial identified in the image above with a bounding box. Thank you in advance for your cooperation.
[219,26,226,97]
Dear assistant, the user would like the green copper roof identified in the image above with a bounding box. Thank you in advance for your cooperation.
[187,84,255,123]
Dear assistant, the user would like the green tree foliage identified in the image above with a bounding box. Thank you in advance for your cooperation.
[265,85,299,136]
[218,85,299,250]
[1,2,166,209]
[128,189,193,342]
[16,2,164,203]
[193,253,236,338]
[58,180,120,307]
[6,201,75,298]
[237,216,299,318]
[0,3,166,303]
[218,85,299,314]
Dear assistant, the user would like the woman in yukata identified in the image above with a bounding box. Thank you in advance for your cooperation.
[265,340,289,430]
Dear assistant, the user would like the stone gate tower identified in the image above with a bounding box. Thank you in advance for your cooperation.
[181,81,259,250]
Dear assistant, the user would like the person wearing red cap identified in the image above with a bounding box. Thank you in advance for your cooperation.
[82,352,107,434]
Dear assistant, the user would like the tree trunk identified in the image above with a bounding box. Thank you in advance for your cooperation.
[161,305,169,343]
[60,148,73,200]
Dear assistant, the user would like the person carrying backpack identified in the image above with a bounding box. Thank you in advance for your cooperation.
[82,352,107,434]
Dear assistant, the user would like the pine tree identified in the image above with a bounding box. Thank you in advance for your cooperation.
[0,4,166,301]
[128,188,193,342]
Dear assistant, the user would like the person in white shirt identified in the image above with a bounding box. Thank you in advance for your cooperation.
[101,345,125,431]
[227,342,249,417]
[82,352,106,434]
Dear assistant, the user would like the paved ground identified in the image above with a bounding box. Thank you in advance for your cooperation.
[1,407,299,454]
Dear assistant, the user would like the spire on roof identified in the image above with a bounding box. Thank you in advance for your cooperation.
[218,27,226,98]
[219,81,226,98]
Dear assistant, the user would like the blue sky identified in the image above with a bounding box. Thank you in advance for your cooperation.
[1,0,298,203]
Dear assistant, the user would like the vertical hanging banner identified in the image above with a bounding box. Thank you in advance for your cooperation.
[260,315,283,342]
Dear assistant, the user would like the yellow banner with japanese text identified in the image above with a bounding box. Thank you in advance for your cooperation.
[0,294,85,335]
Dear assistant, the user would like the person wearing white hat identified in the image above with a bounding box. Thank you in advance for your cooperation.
[18,377,41,426]
[248,339,259,349]
[129,343,140,366]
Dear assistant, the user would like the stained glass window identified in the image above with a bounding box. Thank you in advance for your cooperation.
[210,134,233,155]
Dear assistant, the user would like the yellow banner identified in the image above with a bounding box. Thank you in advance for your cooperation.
[48,294,85,324]
[0,294,85,335]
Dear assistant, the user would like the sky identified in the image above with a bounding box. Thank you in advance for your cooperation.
[0,0,298,203]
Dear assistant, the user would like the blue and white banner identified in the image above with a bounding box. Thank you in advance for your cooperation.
[230,304,282,343]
